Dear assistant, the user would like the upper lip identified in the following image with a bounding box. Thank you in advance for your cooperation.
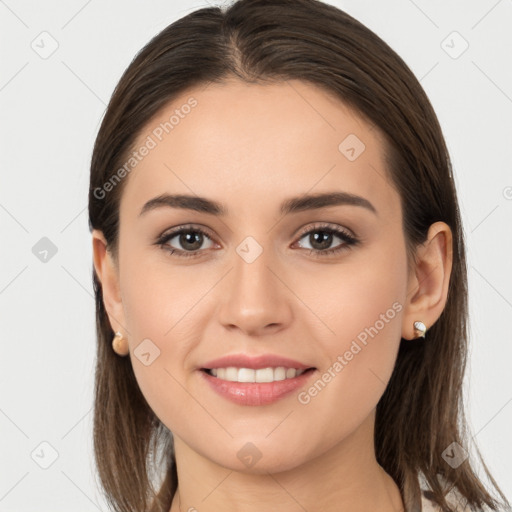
[200,354,314,370]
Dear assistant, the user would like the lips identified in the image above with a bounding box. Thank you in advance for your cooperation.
[200,353,313,371]
[198,353,316,406]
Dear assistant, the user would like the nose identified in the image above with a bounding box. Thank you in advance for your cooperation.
[217,240,293,337]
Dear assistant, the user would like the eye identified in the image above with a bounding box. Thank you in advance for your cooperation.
[293,223,359,257]
[155,222,359,259]
[156,225,216,258]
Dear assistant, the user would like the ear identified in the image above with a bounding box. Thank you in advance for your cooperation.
[401,221,453,340]
[92,229,127,334]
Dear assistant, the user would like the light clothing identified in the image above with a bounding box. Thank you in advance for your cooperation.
[418,473,495,511]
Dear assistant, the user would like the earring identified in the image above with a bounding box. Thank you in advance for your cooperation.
[413,321,427,339]
[112,331,129,356]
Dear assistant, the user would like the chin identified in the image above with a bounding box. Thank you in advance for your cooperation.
[201,438,316,475]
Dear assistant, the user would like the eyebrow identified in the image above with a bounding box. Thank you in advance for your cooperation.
[139,191,377,217]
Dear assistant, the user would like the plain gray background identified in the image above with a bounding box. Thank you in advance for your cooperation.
[1,0,511,509]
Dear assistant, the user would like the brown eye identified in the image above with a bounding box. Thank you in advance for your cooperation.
[156,226,216,258]
[295,224,359,257]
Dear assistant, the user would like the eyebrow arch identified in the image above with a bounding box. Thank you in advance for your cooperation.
[139,191,377,217]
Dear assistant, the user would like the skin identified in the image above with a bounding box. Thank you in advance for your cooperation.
[92,78,453,512]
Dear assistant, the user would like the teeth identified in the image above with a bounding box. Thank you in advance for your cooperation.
[239,368,256,383]
[274,367,286,381]
[286,368,296,378]
[208,366,306,382]
[225,367,238,381]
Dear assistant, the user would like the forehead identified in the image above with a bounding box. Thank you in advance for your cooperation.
[120,79,398,220]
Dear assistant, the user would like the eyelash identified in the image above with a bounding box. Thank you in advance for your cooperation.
[155,223,359,259]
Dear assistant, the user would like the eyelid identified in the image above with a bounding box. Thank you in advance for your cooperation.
[156,223,219,249]
[158,223,217,241]
[156,221,359,258]
[294,221,356,240]
[157,222,355,244]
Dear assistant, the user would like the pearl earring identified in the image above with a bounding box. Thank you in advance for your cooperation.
[112,331,129,356]
[413,321,427,339]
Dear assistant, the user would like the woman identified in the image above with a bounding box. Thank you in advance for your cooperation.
[88,0,510,511]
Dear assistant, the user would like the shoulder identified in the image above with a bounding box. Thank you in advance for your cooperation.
[419,473,495,512]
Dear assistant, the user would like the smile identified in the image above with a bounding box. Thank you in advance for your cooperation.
[205,367,307,383]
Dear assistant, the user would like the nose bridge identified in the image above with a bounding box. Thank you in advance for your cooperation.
[217,233,291,333]
[232,234,276,302]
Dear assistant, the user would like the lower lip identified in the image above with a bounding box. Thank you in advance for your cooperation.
[199,369,316,406]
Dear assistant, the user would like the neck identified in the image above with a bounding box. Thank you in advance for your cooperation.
[168,412,404,512]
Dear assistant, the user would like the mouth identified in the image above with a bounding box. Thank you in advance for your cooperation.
[197,353,317,405]
[201,366,316,383]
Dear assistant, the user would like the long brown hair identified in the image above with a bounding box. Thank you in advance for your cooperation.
[88,1,510,511]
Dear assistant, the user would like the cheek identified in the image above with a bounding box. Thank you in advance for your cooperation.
[117,247,207,410]
[300,239,407,422]
[119,240,209,343]
[302,235,406,350]
[331,239,406,364]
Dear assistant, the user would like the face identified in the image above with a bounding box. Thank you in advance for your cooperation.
[107,79,412,473]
